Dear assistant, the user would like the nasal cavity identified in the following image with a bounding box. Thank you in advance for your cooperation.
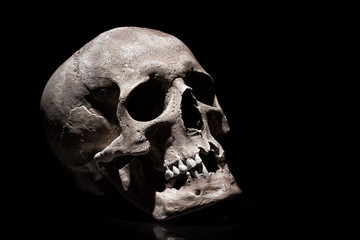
[181,89,203,133]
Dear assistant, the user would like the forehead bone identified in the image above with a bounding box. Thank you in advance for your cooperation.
[77,27,200,84]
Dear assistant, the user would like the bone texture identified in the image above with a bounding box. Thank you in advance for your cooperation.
[40,26,241,220]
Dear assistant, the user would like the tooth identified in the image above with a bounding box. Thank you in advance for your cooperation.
[165,169,174,180]
[172,166,180,176]
[179,163,187,173]
[186,171,191,179]
[193,170,199,178]
[179,161,188,173]
[201,162,209,174]
[164,163,174,180]
[176,155,188,173]
[186,158,196,169]
[195,154,202,165]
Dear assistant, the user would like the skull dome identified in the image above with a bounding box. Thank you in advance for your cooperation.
[40,26,241,221]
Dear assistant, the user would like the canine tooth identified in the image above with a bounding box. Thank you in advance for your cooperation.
[176,155,188,173]
[195,154,202,165]
[186,158,196,169]
[172,166,180,176]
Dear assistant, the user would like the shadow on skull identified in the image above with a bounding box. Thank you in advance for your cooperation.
[40,26,242,223]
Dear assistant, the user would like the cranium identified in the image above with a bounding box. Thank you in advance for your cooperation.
[40,26,241,221]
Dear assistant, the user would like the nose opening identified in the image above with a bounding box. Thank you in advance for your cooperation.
[181,89,203,133]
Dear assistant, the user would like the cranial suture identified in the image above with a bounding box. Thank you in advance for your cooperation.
[40,26,242,221]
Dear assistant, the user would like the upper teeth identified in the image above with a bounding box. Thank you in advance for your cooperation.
[164,153,208,180]
[195,154,202,165]
[164,160,174,180]
[172,165,180,176]
[176,155,188,173]
[186,158,196,169]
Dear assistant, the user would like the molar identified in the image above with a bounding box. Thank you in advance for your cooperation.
[195,154,202,165]
[200,162,209,174]
[186,158,196,169]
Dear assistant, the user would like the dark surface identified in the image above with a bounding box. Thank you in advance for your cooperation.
[26,186,257,239]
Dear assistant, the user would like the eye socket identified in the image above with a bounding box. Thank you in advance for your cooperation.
[126,77,166,121]
[186,71,215,106]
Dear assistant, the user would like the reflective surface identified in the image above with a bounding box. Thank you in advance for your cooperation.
[94,195,256,240]
[29,185,256,239]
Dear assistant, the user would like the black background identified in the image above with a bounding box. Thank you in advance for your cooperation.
[6,3,324,239]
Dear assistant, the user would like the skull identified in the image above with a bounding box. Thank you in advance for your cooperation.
[40,27,241,221]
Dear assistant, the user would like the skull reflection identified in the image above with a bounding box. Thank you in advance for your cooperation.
[40,27,241,221]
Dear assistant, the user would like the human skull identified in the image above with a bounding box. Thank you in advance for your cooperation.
[40,26,241,221]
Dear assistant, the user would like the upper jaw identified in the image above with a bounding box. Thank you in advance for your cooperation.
[163,151,224,189]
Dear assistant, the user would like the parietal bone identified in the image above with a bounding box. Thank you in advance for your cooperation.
[40,26,242,221]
